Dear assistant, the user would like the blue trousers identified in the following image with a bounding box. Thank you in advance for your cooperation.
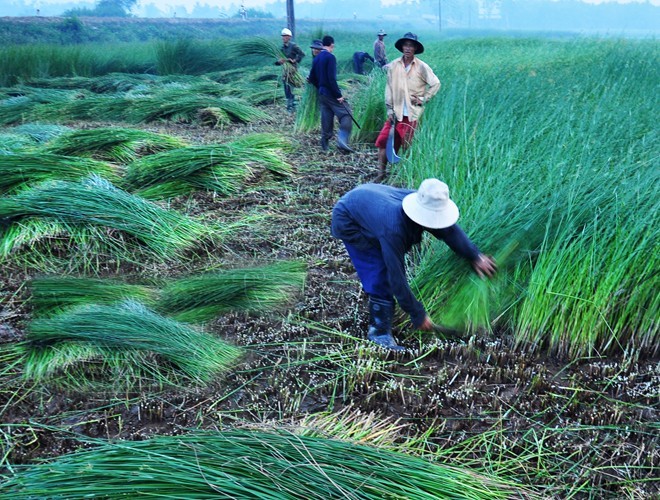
[343,242,393,302]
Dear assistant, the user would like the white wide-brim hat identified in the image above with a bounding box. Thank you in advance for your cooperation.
[402,179,459,229]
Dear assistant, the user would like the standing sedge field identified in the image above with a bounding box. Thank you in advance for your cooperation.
[403,38,658,358]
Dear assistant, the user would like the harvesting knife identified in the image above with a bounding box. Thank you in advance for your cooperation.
[385,119,400,164]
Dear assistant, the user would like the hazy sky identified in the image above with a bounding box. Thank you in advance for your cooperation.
[16,0,660,11]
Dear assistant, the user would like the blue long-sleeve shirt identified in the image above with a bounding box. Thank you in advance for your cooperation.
[331,183,480,326]
[308,49,342,99]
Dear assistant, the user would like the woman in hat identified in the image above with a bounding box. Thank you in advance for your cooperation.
[331,179,496,351]
[374,32,441,182]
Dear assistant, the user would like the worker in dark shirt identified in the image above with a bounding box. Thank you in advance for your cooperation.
[307,35,354,153]
[352,51,374,74]
[331,179,497,350]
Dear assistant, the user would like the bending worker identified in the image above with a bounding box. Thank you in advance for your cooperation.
[331,179,497,351]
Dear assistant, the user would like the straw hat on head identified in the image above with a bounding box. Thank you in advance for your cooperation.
[377,29,387,36]
[281,28,292,36]
[402,179,459,229]
[395,32,424,54]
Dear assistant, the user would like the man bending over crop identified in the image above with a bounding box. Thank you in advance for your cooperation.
[332,179,496,351]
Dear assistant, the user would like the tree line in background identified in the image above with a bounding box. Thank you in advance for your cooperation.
[1,0,657,35]
[63,0,137,18]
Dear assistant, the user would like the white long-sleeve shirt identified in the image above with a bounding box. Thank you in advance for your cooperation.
[385,56,440,122]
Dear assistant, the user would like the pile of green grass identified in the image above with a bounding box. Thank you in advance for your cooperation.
[29,277,157,317]
[124,133,292,199]
[0,84,268,126]
[0,87,83,125]
[158,260,307,323]
[0,132,36,153]
[29,260,307,324]
[43,127,187,163]
[0,429,533,498]
[122,90,268,125]
[12,123,72,143]
[0,152,119,195]
[0,175,208,262]
[22,300,242,388]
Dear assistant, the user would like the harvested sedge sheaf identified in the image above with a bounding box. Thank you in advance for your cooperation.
[122,90,268,124]
[21,73,160,93]
[123,133,293,199]
[0,175,208,260]
[19,89,266,126]
[294,83,321,133]
[29,276,157,317]
[237,37,306,88]
[12,123,72,143]
[0,429,536,499]
[43,127,187,163]
[0,152,119,195]
[27,261,306,324]
[157,260,307,323]
[23,300,243,386]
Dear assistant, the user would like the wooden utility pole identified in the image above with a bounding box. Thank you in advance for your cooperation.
[286,0,296,38]
[438,0,442,32]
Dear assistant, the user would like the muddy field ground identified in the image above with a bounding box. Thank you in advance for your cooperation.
[0,106,658,497]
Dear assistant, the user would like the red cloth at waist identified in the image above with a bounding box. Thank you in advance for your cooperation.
[375,117,417,152]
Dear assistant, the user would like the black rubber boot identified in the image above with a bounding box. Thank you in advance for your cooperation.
[337,128,355,153]
[286,97,295,113]
[367,297,404,351]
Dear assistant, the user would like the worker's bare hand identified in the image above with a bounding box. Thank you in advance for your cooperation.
[418,316,435,331]
[472,254,497,278]
[337,96,345,104]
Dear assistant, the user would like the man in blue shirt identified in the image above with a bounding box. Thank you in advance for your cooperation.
[308,35,354,153]
[352,51,374,74]
[331,179,497,350]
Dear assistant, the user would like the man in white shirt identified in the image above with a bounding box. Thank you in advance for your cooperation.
[374,33,440,182]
